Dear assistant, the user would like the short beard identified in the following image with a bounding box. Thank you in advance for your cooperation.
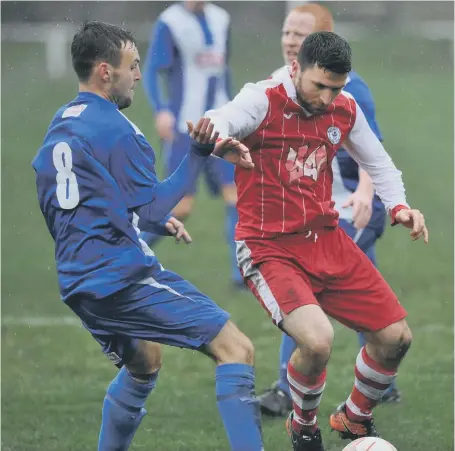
[295,87,324,116]
[112,93,131,110]
[109,73,132,110]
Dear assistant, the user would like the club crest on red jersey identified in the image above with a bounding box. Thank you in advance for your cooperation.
[327,126,341,145]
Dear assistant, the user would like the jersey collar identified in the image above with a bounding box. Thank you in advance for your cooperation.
[76,91,118,109]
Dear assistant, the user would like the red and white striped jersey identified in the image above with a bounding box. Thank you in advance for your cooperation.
[206,66,408,240]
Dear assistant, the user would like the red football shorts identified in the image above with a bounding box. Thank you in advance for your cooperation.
[236,227,407,332]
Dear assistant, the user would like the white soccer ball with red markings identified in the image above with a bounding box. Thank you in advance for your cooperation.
[342,437,397,451]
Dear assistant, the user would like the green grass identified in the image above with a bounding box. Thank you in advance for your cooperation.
[2,34,454,451]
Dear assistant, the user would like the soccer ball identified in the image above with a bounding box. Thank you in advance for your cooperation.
[342,437,397,451]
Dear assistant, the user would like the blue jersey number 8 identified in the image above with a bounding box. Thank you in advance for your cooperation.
[53,142,80,209]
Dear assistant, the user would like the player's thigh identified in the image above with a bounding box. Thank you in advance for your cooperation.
[241,254,333,353]
[204,319,255,365]
[205,155,235,196]
[239,246,319,325]
[363,245,377,266]
[70,267,230,364]
[320,229,407,332]
[164,132,189,174]
[165,133,199,196]
[281,304,334,353]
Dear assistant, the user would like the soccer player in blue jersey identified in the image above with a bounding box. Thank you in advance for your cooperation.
[258,4,401,419]
[141,1,245,289]
[32,21,264,451]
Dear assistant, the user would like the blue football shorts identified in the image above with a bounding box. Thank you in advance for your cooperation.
[339,207,386,266]
[68,262,230,367]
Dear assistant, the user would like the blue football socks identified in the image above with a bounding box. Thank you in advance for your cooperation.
[98,367,158,451]
[216,363,264,450]
[277,333,297,395]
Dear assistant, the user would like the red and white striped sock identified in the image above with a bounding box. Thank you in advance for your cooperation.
[287,362,326,434]
[346,347,397,422]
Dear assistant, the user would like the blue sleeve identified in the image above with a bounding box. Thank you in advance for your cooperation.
[142,20,175,112]
[136,147,211,228]
[110,134,212,224]
[136,214,172,236]
[344,80,383,141]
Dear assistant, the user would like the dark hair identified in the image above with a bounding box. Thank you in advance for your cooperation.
[71,21,136,82]
[297,31,352,74]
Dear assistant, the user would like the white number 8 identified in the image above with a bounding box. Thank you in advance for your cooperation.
[53,142,80,209]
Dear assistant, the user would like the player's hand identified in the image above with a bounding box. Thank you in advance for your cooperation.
[342,190,373,230]
[213,138,254,169]
[394,208,429,243]
[187,117,224,145]
[155,111,175,142]
[187,118,253,169]
[165,217,192,244]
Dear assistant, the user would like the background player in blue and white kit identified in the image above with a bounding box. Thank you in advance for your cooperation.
[32,21,264,451]
[258,3,401,418]
[141,0,244,288]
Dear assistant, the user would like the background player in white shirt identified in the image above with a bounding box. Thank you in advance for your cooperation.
[142,1,244,289]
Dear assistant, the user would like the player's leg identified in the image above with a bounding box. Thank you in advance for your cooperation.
[207,157,243,287]
[339,219,400,401]
[257,332,296,417]
[261,220,385,418]
[330,319,411,440]
[237,239,328,450]
[204,321,264,450]
[319,228,409,439]
[140,133,197,247]
[140,268,263,450]
[67,301,163,451]
[72,263,263,450]
[222,184,244,287]
[282,304,333,434]
[99,341,162,451]
[146,267,263,450]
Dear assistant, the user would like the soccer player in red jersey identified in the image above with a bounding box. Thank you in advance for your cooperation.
[258,3,402,420]
[205,31,428,451]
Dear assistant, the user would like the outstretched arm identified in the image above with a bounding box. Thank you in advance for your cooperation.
[205,79,273,141]
[110,119,230,228]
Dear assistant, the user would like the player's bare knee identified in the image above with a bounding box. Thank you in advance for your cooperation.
[368,319,412,366]
[206,320,255,365]
[298,332,333,366]
[286,306,334,365]
[284,304,333,349]
[125,341,163,375]
[388,321,412,362]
